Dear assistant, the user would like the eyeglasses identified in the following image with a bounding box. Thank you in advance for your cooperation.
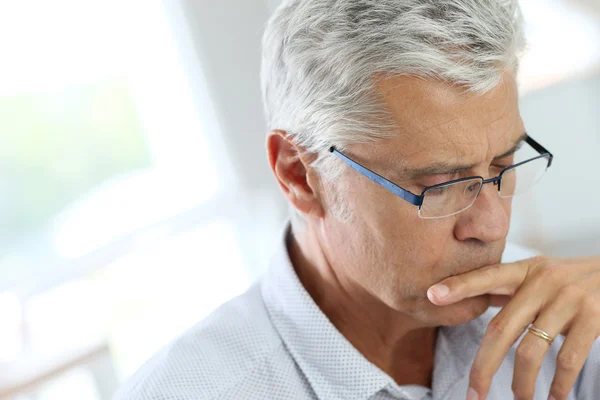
[329,135,553,219]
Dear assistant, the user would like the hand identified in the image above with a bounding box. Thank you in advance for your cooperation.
[426,256,600,400]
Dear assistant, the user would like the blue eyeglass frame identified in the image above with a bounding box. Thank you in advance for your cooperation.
[329,135,553,210]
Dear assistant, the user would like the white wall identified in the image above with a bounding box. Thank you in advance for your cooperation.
[175,0,276,193]
[264,0,283,13]
[165,0,288,277]
[508,75,600,257]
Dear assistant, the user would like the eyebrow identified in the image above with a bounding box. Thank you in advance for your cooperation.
[402,132,528,179]
[493,132,527,160]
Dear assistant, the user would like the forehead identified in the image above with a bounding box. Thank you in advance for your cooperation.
[370,73,523,167]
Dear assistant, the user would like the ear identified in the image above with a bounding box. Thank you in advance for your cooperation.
[266,131,325,219]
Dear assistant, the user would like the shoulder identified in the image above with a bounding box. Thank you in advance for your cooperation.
[112,282,286,400]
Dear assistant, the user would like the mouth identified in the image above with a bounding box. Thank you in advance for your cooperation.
[445,258,501,279]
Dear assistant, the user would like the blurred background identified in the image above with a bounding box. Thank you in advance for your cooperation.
[0,0,598,398]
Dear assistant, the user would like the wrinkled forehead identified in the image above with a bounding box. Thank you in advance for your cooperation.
[368,73,524,168]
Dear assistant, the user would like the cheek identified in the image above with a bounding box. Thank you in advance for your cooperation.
[350,181,458,266]
[326,176,459,295]
[370,203,458,292]
[400,222,457,290]
[391,216,456,258]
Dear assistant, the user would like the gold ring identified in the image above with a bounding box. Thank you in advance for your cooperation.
[527,326,554,345]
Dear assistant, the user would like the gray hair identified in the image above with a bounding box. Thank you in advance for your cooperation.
[261,0,526,224]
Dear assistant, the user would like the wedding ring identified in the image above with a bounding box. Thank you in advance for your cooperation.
[527,325,554,345]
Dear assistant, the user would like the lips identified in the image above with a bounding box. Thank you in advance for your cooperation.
[445,257,502,279]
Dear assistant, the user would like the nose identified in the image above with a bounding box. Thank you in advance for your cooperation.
[453,182,510,244]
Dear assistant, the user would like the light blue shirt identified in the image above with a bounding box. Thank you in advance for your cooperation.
[114,227,600,399]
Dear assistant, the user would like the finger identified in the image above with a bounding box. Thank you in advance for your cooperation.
[512,287,582,400]
[549,297,600,400]
[576,268,600,298]
[467,283,546,400]
[427,258,530,306]
[429,256,600,306]
[489,295,512,308]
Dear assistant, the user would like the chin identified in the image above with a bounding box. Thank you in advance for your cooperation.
[432,296,492,327]
[400,292,491,327]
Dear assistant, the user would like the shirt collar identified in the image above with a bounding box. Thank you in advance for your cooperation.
[261,224,393,400]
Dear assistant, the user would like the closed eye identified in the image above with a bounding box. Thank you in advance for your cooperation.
[425,185,450,196]
[491,156,515,172]
[417,173,461,188]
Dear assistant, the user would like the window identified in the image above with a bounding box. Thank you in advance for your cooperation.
[0,1,253,398]
[519,0,600,93]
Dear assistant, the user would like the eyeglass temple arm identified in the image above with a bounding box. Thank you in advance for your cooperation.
[526,135,554,167]
[329,147,424,207]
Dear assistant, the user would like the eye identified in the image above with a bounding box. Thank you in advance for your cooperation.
[419,174,456,188]
[466,182,479,192]
[492,156,515,171]
[426,185,449,197]
[491,164,507,171]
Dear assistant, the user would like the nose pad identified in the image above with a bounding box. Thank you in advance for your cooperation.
[489,177,502,193]
[479,177,503,198]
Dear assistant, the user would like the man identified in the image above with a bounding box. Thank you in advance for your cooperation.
[114,1,600,399]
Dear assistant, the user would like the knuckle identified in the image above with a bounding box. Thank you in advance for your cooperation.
[482,264,501,280]
[486,317,507,338]
[535,255,552,264]
[581,295,600,318]
[530,255,550,269]
[556,351,582,373]
[515,342,540,366]
[557,285,586,303]
[511,385,534,400]
[551,386,571,400]
[469,366,489,388]
[552,378,576,400]
[535,266,566,287]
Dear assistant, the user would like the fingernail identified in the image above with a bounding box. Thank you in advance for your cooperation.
[467,387,478,400]
[548,396,556,400]
[428,284,450,299]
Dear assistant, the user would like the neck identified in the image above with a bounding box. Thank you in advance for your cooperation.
[288,226,437,387]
